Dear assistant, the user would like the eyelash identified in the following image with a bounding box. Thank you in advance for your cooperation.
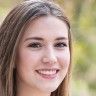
[54,42,67,48]
[28,42,42,48]
[27,42,67,49]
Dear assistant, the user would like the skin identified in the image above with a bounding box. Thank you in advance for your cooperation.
[16,16,70,96]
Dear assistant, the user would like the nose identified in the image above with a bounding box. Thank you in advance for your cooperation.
[42,47,57,65]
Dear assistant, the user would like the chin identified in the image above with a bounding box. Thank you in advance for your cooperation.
[39,83,60,93]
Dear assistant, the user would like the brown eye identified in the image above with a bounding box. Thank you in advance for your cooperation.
[54,42,67,48]
[28,42,42,48]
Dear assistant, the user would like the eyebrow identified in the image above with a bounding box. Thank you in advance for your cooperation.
[56,37,68,40]
[24,37,43,42]
[24,37,68,42]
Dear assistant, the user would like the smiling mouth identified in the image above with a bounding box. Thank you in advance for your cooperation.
[35,69,60,79]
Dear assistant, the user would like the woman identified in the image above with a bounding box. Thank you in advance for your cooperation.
[0,0,72,96]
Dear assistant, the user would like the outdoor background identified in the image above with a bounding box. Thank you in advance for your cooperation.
[0,0,96,96]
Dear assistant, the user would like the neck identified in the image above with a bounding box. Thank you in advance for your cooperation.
[16,78,51,96]
[16,88,50,96]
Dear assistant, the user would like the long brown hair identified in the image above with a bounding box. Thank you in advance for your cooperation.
[0,0,72,96]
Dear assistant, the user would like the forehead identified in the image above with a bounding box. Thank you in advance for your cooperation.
[22,15,69,40]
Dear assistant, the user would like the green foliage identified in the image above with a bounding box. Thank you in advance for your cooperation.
[56,0,96,95]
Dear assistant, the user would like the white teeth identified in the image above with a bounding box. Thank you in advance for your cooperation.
[37,70,57,75]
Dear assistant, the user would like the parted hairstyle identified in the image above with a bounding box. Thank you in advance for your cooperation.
[0,0,72,96]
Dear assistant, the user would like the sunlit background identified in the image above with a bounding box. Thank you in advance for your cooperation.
[0,0,96,96]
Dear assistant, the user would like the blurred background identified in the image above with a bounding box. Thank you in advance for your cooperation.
[0,0,96,96]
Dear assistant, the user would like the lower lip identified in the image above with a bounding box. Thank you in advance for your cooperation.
[36,71,59,80]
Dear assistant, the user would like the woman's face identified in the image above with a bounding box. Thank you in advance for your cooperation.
[16,16,70,95]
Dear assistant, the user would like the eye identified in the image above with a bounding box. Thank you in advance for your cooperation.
[54,42,67,48]
[27,42,42,48]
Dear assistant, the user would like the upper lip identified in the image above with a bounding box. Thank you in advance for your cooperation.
[35,68,60,71]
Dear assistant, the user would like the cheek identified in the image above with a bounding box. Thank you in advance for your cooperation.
[56,50,70,82]
[58,50,70,68]
[16,50,42,80]
[17,49,42,70]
